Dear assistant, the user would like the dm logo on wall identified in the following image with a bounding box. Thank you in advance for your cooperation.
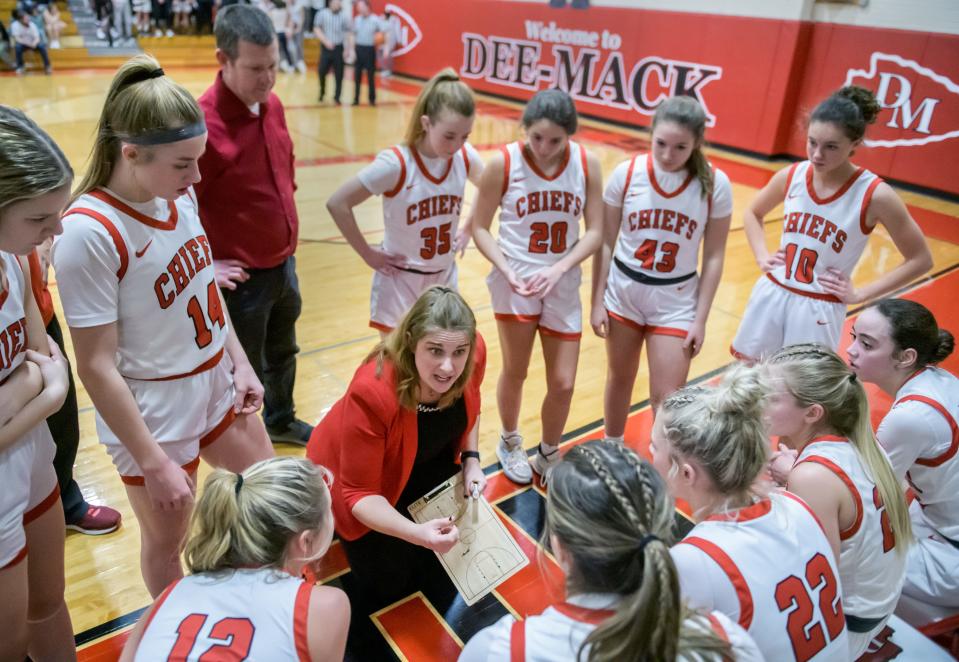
[845,52,959,148]
[384,3,422,57]
[459,21,722,125]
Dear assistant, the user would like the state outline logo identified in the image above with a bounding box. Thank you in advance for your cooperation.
[844,52,959,148]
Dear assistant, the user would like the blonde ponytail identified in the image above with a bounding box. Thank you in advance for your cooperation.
[184,457,333,573]
[547,441,730,662]
[74,55,204,200]
[403,67,475,147]
[766,344,912,554]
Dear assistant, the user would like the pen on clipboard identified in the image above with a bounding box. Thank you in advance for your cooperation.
[470,483,480,500]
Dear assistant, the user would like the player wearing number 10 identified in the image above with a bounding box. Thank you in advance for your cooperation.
[52,56,274,599]
[326,68,484,337]
[731,85,931,361]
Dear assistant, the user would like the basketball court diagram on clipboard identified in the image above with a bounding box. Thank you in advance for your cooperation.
[408,474,529,606]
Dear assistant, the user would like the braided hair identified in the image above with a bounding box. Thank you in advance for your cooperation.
[546,440,730,661]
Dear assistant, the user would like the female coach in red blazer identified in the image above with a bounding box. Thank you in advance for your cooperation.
[307,286,486,611]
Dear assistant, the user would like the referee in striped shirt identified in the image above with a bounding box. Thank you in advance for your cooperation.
[313,0,352,104]
[352,0,384,106]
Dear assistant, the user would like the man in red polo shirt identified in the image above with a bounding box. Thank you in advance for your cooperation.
[195,4,312,445]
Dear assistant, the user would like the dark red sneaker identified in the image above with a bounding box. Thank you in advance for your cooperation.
[66,505,121,535]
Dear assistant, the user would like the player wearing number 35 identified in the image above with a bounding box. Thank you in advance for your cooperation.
[325,68,484,337]
[306,287,486,620]
[52,56,273,600]
[731,86,931,362]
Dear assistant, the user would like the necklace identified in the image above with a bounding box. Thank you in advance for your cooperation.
[417,402,442,413]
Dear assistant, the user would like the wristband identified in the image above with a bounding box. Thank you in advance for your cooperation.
[460,450,480,463]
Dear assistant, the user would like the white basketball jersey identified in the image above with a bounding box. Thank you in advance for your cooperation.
[382,144,471,271]
[497,141,587,266]
[679,492,849,661]
[135,568,311,661]
[769,161,881,298]
[613,154,716,277]
[892,367,959,541]
[56,189,227,380]
[0,252,28,382]
[796,436,906,619]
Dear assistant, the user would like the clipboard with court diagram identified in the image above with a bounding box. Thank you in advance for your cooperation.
[408,473,529,606]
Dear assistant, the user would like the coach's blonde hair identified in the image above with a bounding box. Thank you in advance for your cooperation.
[367,286,477,411]
[652,96,712,200]
[659,364,770,509]
[547,441,730,662]
[184,457,332,573]
[74,55,204,200]
[766,344,912,553]
[404,68,475,148]
[0,105,73,212]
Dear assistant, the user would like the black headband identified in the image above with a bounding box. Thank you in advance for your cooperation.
[123,67,165,87]
[235,473,244,495]
[122,120,207,146]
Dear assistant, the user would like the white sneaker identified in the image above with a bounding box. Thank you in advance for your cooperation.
[497,433,532,485]
[295,60,306,73]
[529,444,561,485]
[166,29,174,37]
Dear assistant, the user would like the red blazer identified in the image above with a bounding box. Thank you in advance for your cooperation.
[307,334,486,541]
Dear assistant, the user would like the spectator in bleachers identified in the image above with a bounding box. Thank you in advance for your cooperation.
[194,0,212,33]
[171,0,193,33]
[26,3,47,45]
[42,1,66,48]
[11,9,51,74]
[287,0,306,72]
[132,0,149,33]
[151,0,172,36]
[264,0,292,72]
[0,18,13,68]
[113,0,133,41]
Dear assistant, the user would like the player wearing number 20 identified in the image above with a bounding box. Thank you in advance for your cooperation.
[732,86,931,361]
[53,56,273,599]
[326,68,483,336]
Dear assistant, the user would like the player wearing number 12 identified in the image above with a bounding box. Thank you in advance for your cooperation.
[326,68,483,336]
[52,56,273,599]
[472,89,603,485]
[731,86,931,361]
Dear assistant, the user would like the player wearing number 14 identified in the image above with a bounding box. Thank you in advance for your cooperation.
[731,86,931,361]
[52,57,273,599]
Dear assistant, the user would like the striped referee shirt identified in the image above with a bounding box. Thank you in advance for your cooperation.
[353,13,384,47]
[313,7,352,45]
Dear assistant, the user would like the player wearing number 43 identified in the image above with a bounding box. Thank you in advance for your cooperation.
[651,365,850,661]
[591,95,733,436]
[764,345,911,658]
[52,56,274,600]
[472,89,604,486]
[731,85,932,361]
[120,457,350,661]
[326,67,484,337]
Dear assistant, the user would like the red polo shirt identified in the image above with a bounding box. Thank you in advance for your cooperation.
[195,72,298,269]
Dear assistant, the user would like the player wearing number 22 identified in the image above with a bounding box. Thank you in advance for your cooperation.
[326,68,483,336]
[651,366,850,661]
[732,85,931,361]
[52,57,273,599]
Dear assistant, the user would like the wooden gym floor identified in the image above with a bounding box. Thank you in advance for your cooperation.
[3,67,959,660]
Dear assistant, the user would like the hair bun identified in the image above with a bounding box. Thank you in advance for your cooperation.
[837,86,881,125]
[711,363,766,418]
[933,329,955,364]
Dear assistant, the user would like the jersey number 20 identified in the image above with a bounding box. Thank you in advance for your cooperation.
[167,613,254,661]
[774,552,845,662]
[528,222,567,254]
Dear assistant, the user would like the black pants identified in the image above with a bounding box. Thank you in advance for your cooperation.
[46,315,87,524]
[222,256,302,430]
[194,0,213,33]
[353,44,376,104]
[318,43,344,101]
